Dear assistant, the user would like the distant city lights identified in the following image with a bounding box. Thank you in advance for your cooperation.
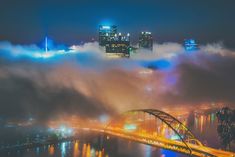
[49,125,74,138]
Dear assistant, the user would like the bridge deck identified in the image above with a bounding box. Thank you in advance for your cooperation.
[88,127,235,157]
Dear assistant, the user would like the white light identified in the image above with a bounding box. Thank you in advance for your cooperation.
[102,26,111,29]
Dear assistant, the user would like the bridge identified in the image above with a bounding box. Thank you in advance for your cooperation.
[89,109,234,157]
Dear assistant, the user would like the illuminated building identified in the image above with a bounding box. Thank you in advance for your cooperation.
[105,33,130,58]
[184,39,199,51]
[98,25,117,46]
[139,31,153,50]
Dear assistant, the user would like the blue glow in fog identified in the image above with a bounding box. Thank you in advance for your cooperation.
[160,149,178,157]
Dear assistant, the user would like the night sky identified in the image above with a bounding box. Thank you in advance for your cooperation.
[0,0,235,48]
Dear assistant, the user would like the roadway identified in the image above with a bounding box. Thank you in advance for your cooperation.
[85,127,235,157]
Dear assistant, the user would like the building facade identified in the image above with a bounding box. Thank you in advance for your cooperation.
[98,25,117,46]
[105,33,130,58]
[184,39,199,51]
[139,32,153,50]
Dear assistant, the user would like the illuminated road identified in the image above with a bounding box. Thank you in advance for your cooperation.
[79,109,235,157]
[83,127,234,157]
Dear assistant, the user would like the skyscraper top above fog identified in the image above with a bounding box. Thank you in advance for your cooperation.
[98,25,117,46]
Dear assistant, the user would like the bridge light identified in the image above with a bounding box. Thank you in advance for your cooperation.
[170,134,181,140]
[124,124,137,131]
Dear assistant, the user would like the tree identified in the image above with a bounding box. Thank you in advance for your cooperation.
[216,107,235,150]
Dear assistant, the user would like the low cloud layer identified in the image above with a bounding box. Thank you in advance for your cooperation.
[0,41,234,122]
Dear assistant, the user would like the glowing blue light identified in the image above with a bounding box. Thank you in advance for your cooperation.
[160,149,178,157]
[45,37,48,52]
[0,37,78,60]
[190,39,195,44]
[184,39,199,52]
[102,26,111,29]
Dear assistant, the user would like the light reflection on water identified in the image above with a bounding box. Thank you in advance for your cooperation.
[3,140,187,157]
[36,147,40,155]
[3,141,109,157]
[144,145,151,157]
[194,113,216,133]
[189,112,221,149]
[2,112,221,157]
[73,141,79,157]
[61,142,66,157]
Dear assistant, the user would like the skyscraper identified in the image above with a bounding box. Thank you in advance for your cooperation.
[139,32,153,50]
[105,33,130,58]
[98,25,117,46]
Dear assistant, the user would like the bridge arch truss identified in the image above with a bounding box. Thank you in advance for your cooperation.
[106,109,203,155]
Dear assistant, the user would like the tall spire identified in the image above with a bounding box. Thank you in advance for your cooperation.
[45,36,48,52]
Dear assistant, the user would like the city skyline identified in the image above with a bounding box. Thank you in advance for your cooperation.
[0,0,235,48]
[0,0,234,156]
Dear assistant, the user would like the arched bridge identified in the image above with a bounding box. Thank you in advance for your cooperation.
[90,109,234,157]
